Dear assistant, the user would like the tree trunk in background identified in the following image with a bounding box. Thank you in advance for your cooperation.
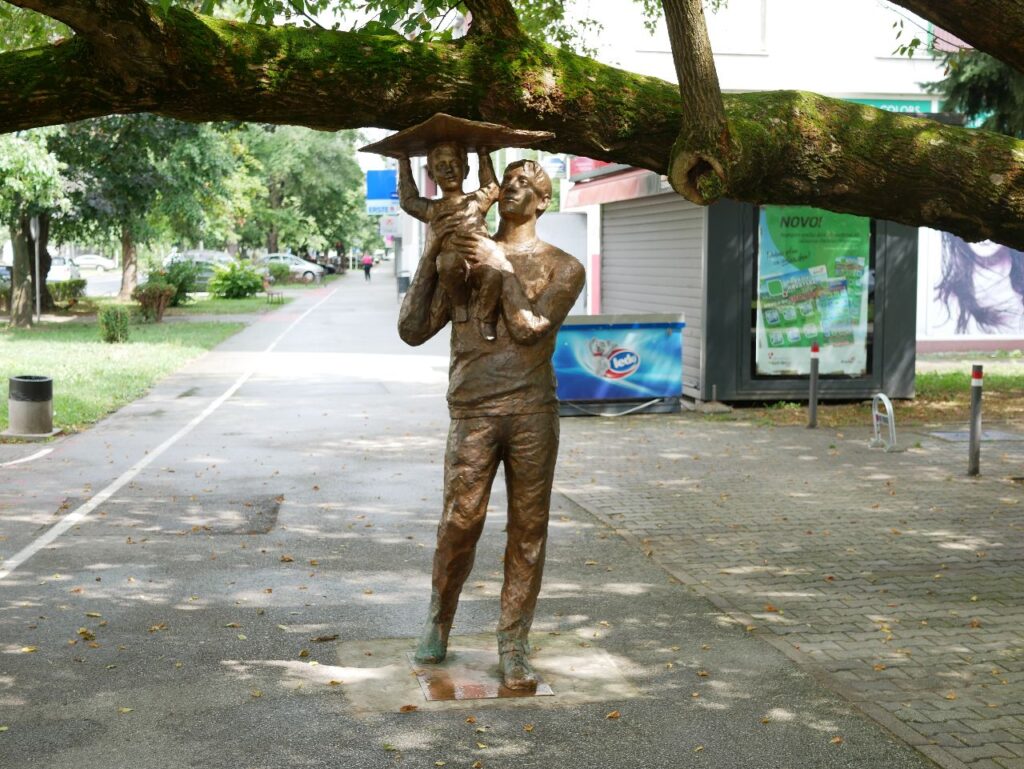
[27,212,55,312]
[118,227,138,302]
[9,215,34,328]
[267,229,279,254]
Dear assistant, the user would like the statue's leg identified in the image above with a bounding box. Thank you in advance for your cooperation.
[471,265,503,341]
[497,412,559,690]
[436,249,470,323]
[415,417,501,663]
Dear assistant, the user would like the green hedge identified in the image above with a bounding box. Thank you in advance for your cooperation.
[50,279,87,306]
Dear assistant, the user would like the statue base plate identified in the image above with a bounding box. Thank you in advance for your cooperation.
[408,650,554,701]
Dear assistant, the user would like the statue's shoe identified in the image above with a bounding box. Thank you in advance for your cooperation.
[414,623,449,664]
[500,649,538,691]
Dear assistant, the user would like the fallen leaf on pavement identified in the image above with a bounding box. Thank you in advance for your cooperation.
[20,646,38,653]
[524,724,534,732]
[399,705,418,713]
[830,736,843,745]
[311,634,339,643]
[148,624,167,633]
[280,555,294,563]
[118,707,133,714]
[606,710,620,719]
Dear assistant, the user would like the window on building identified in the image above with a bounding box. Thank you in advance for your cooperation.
[705,0,767,55]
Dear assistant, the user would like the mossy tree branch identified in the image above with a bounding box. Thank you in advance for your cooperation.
[662,0,731,205]
[0,4,1022,248]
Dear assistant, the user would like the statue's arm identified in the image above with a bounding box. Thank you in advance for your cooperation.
[499,255,585,345]
[398,153,432,223]
[398,229,450,345]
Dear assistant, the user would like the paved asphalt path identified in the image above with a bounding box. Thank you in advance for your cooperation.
[1,274,935,768]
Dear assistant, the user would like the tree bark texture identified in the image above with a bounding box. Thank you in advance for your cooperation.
[9,216,33,328]
[0,4,1022,247]
[662,0,730,204]
[118,227,138,302]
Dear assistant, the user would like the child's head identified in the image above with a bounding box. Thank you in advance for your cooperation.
[426,142,470,192]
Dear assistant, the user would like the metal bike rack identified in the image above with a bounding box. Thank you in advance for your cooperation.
[869,392,898,452]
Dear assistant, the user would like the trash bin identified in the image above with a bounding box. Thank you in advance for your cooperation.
[397,271,411,300]
[6,375,56,437]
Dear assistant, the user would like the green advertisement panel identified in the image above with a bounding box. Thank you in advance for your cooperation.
[756,206,871,376]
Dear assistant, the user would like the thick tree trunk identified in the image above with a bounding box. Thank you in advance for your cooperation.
[662,0,730,204]
[9,216,34,328]
[267,230,279,254]
[0,3,1022,247]
[118,227,138,302]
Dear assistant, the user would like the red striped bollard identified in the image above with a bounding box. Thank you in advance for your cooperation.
[807,342,819,429]
[968,364,983,476]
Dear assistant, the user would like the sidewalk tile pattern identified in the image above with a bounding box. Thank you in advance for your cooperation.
[557,416,1024,769]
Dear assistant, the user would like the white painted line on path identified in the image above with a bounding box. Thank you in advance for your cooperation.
[0,288,338,583]
[0,448,53,468]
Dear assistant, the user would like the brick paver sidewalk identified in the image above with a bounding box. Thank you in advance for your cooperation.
[557,415,1024,769]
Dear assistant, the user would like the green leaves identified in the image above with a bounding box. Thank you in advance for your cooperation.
[0,131,66,220]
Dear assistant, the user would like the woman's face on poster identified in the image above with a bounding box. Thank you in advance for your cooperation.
[968,239,1008,260]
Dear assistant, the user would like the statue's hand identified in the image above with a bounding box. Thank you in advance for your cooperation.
[454,233,511,273]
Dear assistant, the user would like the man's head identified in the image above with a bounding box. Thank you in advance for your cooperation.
[426,142,469,193]
[499,160,552,221]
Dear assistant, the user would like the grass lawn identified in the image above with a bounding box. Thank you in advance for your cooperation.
[164,295,294,315]
[0,321,243,437]
[718,370,1024,428]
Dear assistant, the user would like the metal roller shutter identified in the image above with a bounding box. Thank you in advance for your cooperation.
[601,193,706,396]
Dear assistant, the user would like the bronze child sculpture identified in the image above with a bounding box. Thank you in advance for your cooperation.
[397,142,503,340]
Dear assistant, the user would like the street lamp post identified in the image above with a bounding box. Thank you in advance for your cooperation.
[29,215,40,324]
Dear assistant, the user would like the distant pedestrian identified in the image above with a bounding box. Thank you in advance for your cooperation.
[362,253,373,282]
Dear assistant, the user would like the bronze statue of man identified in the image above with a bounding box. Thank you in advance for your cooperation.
[398,158,585,690]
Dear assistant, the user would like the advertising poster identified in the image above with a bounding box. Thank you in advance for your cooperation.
[554,317,685,402]
[918,230,1024,339]
[756,206,870,376]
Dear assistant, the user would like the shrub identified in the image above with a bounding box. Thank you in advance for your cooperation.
[163,260,202,306]
[132,279,176,322]
[50,279,87,307]
[208,261,264,299]
[98,305,131,343]
[268,262,291,284]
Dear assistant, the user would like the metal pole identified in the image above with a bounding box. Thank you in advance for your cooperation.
[808,342,819,429]
[968,364,983,476]
[29,216,40,324]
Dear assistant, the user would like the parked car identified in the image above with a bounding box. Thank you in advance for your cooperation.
[164,250,234,290]
[0,264,11,289]
[48,256,81,282]
[259,253,325,283]
[74,253,117,271]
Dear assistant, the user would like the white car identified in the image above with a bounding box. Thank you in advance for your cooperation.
[262,253,324,283]
[48,256,81,282]
[74,253,117,271]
